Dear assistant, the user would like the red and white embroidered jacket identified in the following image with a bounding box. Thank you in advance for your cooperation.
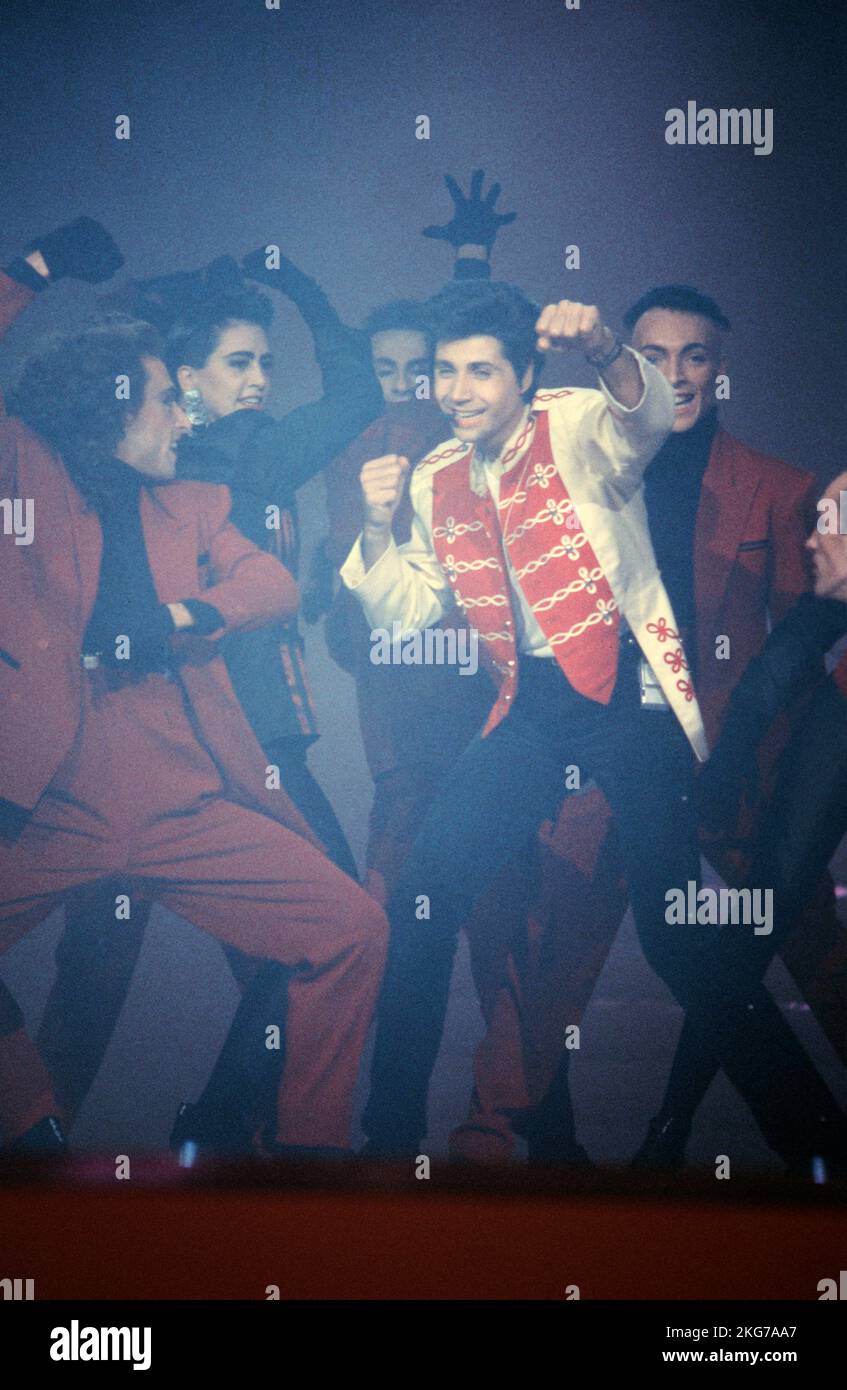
[341,352,709,761]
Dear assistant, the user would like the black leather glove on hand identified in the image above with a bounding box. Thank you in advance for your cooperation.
[695,702,761,836]
[422,169,517,250]
[108,603,177,672]
[242,245,322,299]
[26,217,124,284]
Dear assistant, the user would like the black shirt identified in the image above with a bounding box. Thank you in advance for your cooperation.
[644,410,718,675]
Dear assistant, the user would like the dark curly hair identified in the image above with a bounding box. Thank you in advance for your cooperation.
[423,280,544,402]
[7,314,165,508]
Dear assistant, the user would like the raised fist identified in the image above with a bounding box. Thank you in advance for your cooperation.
[26,217,124,284]
[360,454,410,530]
[535,300,608,355]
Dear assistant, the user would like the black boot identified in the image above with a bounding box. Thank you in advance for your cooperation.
[630,1113,690,1170]
[169,1100,254,1165]
[511,1053,593,1167]
[8,1115,68,1154]
[358,1136,422,1160]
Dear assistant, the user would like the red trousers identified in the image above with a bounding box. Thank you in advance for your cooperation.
[0,670,387,1147]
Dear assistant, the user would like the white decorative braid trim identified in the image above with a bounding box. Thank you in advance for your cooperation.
[526,462,558,489]
[443,553,501,575]
[455,590,509,609]
[432,516,485,542]
[515,533,587,579]
[531,568,605,613]
[546,600,618,645]
[504,497,575,545]
[478,629,513,644]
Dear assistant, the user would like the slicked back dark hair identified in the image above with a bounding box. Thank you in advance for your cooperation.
[423,280,544,402]
[8,314,165,507]
[623,284,731,335]
[163,286,274,378]
[364,298,431,343]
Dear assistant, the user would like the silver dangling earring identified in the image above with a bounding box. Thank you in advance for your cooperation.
[181,387,209,427]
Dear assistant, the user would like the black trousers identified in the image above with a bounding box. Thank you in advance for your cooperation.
[659,676,847,1147]
[36,736,358,1133]
[363,641,843,1155]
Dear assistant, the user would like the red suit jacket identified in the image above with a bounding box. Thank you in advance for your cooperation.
[693,426,816,747]
[0,271,321,851]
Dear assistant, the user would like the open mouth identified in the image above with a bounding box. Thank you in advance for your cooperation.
[452,409,485,424]
[238,396,264,408]
[674,391,696,409]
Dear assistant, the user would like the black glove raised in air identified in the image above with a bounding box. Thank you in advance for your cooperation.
[25,216,124,284]
[422,169,517,250]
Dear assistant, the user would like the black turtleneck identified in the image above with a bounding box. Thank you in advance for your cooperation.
[82,461,221,671]
[644,410,718,676]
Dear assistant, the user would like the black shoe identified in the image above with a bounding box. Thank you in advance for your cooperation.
[358,1138,421,1159]
[510,1103,591,1166]
[630,1114,690,1170]
[9,1115,68,1154]
[262,1139,351,1161]
[170,1100,254,1164]
[524,1131,594,1167]
[784,1153,847,1183]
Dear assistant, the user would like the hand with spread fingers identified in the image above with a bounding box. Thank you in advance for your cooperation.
[422,169,516,251]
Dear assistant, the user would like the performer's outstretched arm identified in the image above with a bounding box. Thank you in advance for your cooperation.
[196,247,384,501]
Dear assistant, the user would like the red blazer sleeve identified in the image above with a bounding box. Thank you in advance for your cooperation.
[0,271,37,416]
[768,467,815,623]
[197,485,300,636]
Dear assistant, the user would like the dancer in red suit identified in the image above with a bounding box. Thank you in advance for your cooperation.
[0,221,386,1154]
[453,285,847,1167]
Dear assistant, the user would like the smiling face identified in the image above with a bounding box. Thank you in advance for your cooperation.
[631,309,726,432]
[176,320,273,421]
[433,334,531,458]
[806,472,847,603]
[114,356,190,480]
[370,328,431,404]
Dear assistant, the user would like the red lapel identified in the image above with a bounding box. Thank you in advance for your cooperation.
[695,429,762,660]
[140,486,194,605]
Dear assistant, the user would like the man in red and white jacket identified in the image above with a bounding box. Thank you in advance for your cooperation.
[340,279,829,1158]
[453,286,847,1168]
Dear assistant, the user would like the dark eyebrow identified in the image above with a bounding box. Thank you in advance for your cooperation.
[372,357,398,367]
[640,341,711,355]
[434,357,499,369]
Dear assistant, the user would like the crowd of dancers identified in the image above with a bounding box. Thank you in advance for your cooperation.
[1,172,846,1174]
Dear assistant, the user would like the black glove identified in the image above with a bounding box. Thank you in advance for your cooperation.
[101,603,176,672]
[695,706,761,836]
[102,600,224,672]
[242,245,322,298]
[26,217,124,284]
[422,170,517,250]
